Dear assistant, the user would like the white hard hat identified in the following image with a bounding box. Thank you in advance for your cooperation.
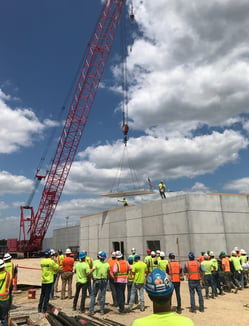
[50,249,55,256]
[231,250,236,256]
[3,253,12,261]
[151,251,156,257]
[240,249,247,255]
[116,251,122,259]
[131,248,136,253]
[111,251,116,258]
[234,246,239,251]
[204,253,209,259]
[65,248,71,254]
[156,250,160,254]
[0,259,5,269]
[209,251,214,257]
[160,251,165,257]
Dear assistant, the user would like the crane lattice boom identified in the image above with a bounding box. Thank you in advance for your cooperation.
[18,0,125,253]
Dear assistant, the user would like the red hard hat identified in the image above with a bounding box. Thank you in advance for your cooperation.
[147,249,151,254]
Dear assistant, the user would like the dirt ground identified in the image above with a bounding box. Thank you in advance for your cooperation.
[10,258,249,326]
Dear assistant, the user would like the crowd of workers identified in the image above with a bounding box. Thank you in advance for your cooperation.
[0,245,248,325]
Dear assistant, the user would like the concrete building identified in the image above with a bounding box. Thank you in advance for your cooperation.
[79,193,249,260]
[43,225,80,254]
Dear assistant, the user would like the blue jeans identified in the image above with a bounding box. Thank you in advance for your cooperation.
[127,282,138,305]
[73,282,88,311]
[188,280,204,311]
[172,282,181,310]
[204,274,215,297]
[114,282,126,312]
[38,283,52,312]
[0,300,9,326]
[89,279,107,313]
[129,283,144,310]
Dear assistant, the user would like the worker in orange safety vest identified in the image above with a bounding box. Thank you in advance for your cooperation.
[166,252,182,314]
[184,251,204,313]
[113,251,131,313]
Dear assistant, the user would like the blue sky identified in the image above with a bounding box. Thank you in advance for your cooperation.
[1,0,249,239]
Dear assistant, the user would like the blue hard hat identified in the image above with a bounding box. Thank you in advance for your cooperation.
[128,257,133,264]
[44,248,51,256]
[169,252,175,259]
[134,254,140,260]
[145,268,174,297]
[99,251,107,260]
[79,251,86,259]
[188,251,195,260]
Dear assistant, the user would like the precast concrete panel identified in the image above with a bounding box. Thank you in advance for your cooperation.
[219,195,249,211]
[188,211,225,234]
[98,222,109,239]
[164,234,190,260]
[126,205,142,220]
[223,212,249,232]
[141,200,163,217]
[127,217,143,237]
[80,225,89,240]
[162,195,187,214]
[89,224,98,240]
[186,194,221,211]
[109,221,126,238]
[191,233,226,256]
[143,215,163,236]
[163,212,189,234]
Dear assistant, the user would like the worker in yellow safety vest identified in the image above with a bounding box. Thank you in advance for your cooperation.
[158,181,166,199]
[0,259,11,326]
[3,252,17,309]
[55,249,64,293]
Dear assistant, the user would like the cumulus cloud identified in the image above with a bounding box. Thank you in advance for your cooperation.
[0,89,59,154]
[126,0,249,136]
[0,201,9,210]
[224,177,249,194]
[64,129,248,194]
[0,171,33,195]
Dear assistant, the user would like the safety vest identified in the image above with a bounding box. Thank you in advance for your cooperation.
[222,257,230,272]
[114,260,128,280]
[167,261,181,282]
[128,269,134,282]
[4,261,15,284]
[159,183,165,192]
[0,271,11,301]
[57,254,64,271]
[185,261,201,280]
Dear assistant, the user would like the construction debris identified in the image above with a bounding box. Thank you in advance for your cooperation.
[45,304,126,326]
[10,315,39,326]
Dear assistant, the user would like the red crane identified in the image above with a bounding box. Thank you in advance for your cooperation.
[16,0,126,254]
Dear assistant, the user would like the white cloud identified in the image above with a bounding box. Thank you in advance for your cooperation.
[126,0,249,136]
[224,177,249,194]
[0,201,9,210]
[0,88,59,154]
[64,129,248,195]
[0,171,33,195]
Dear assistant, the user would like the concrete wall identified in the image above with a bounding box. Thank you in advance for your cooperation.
[43,225,80,253]
[79,193,249,261]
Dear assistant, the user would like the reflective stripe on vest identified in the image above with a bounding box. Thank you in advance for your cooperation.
[168,261,181,282]
[4,262,14,283]
[186,261,201,280]
[115,260,128,279]
[0,271,11,301]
